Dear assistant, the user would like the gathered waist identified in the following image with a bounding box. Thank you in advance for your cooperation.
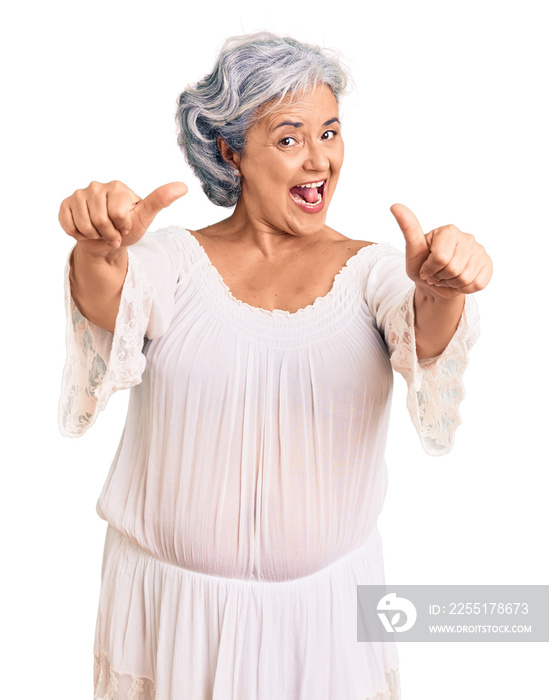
[101,523,386,589]
[95,522,399,698]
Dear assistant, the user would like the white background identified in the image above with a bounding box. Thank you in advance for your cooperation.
[2,0,547,697]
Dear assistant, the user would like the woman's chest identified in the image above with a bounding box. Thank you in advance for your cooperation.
[192,239,373,314]
[217,261,342,313]
[143,284,393,414]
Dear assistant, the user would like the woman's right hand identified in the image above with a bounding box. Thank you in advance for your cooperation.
[58,180,188,255]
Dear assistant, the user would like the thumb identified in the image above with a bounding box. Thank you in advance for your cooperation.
[390,203,429,257]
[138,181,188,223]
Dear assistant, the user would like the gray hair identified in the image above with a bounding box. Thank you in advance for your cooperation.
[175,32,350,207]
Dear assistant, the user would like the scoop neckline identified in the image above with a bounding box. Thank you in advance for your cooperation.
[182,227,381,318]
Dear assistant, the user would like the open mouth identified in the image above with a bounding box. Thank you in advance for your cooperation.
[289,180,326,208]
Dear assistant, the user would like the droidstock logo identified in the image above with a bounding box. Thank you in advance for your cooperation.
[377,593,418,633]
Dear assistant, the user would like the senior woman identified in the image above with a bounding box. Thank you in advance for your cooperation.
[59,32,491,700]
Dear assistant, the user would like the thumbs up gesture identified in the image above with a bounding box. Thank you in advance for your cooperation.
[59,180,188,255]
[389,203,493,300]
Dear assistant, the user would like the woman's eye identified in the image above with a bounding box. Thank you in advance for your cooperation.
[321,130,337,140]
[279,136,297,147]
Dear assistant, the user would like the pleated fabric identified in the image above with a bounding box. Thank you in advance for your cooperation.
[59,226,480,699]
[94,525,399,699]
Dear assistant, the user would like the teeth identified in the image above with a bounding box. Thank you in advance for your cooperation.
[296,180,325,188]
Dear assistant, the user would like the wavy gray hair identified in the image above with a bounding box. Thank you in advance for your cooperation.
[175,32,350,207]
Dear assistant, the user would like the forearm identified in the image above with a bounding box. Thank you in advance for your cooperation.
[413,287,466,359]
[69,243,129,333]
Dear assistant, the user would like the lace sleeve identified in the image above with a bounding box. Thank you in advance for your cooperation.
[58,248,153,438]
[386,288,480,455]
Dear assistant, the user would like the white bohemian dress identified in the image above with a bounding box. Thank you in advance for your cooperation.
[59,226,479,700]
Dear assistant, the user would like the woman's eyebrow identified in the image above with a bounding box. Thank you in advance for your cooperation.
[272,120,304,131]
[272,117,340,132]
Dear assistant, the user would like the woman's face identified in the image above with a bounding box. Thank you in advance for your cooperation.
[233,84,344,238]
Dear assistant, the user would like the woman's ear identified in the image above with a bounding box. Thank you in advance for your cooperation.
[217,136,241,173]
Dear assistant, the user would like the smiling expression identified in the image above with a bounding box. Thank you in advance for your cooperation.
[230,84,344,237]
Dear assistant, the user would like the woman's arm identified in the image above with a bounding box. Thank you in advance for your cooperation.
[413,290,465,359]
[69,244,128,333]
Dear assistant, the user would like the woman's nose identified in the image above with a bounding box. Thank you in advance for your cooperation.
[302,141,330,172]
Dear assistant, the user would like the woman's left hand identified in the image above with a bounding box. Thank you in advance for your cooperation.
[390,203,493,300]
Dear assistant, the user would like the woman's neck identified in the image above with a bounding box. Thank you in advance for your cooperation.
[196,198,337,260]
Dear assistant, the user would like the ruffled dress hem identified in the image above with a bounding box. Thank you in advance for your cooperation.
[94,651,401,700]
